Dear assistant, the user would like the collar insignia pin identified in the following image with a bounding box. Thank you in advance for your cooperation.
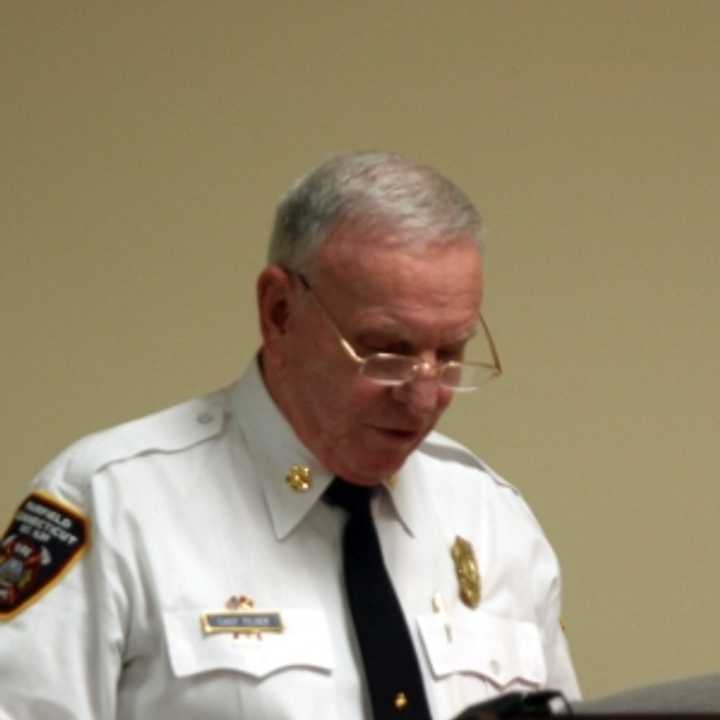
[451,536,481,609]
[286,465,312,492]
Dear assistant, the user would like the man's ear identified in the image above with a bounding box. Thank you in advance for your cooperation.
[257,265,293,344]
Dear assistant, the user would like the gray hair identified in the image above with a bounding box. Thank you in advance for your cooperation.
[268,151,484,271]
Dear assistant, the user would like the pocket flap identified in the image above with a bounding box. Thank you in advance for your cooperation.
[417,610,546,688]
[163,608,335,679]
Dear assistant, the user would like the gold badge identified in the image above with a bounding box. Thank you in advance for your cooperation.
[451,536,480,608]
[286,465,312,492]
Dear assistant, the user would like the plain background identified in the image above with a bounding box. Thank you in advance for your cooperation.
[2,1,718,700]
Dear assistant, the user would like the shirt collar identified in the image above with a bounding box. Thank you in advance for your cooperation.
[230,357,421,539]
[383,458,422,537]
[230,358,333,540]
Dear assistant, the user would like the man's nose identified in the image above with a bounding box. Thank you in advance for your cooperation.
[392,357,442,413]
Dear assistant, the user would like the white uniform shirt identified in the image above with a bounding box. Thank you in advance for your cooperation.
[0,360,580,719]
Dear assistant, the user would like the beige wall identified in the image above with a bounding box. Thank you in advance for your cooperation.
[2,1,718,699]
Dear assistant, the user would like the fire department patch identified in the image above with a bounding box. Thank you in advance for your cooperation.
[0,492,88,620]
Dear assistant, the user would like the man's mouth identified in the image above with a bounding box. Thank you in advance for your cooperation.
[372,426,421,442]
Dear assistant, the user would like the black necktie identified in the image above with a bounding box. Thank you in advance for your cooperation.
[324,478,432,720]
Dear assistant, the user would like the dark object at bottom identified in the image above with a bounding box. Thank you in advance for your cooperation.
[451,690,568,719]
[451,682,720,719]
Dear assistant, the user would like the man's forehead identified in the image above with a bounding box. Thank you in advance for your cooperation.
[353,315,480,350]
[309,238,483,344]
[313,231,482,289]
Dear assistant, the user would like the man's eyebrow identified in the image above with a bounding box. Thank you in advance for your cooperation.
[355,324,480,348]
[355,328,409,346]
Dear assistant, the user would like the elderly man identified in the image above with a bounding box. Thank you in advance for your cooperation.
[0,152,579,719]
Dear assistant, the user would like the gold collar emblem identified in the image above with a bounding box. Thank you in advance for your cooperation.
[451,536,481,608]
[286,465,312,492]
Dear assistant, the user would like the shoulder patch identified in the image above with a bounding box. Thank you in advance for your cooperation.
[0,492,88,621]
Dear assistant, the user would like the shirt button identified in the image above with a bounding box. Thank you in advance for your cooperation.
[490,659,501,675]
[197,412,214,425]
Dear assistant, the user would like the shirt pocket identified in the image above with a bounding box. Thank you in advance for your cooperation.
[162,607,335,679]
[417,609,546,713]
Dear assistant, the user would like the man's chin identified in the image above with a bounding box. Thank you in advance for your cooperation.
[328,449,409,487]
[323,427,429,485]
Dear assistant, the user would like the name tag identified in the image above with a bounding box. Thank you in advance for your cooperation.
[200,611,284,635]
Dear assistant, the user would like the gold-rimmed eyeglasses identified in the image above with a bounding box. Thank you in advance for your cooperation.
[296,274,502,392]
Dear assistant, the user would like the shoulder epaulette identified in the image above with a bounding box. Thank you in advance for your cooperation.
[63,389,228,485]
[421,431,521,495]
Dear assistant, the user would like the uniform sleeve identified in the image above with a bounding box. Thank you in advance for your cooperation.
[0,450,126,720]
[500,480,581,702]
[539,573,582,701]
